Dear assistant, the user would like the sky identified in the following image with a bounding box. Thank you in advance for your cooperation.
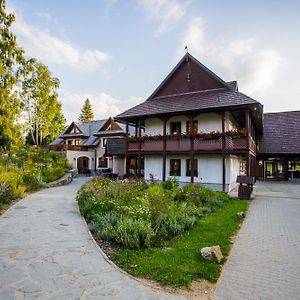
[8,0,300,123]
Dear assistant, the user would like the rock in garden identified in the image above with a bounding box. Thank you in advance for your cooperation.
[200,245,223,263]
[236,211,246,218]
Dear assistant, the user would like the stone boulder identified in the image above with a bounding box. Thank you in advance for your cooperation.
[236,211,246,218]
[200,245,223,263]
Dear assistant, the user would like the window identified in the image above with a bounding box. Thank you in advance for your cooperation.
[240,159,246,175]
[170,122,181,135]
[74,139,81,145]
[98,156,108,168]
[186,159,198,177]
[67,140,72,145]
[102,138,107,148]
[186,121,198,133]
[170,159,181,176]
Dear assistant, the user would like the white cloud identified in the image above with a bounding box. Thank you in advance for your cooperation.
[10,7,110,72]
[138,0,187,36]
[60,90,143,123]
[177,17,282,96]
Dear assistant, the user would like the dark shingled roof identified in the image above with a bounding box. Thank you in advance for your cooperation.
[116,89,259,120]
[259,111,300,154]
[106,138,126,156]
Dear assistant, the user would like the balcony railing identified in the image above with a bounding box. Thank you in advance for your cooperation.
[128,135,254,153]
[47,144,89,152]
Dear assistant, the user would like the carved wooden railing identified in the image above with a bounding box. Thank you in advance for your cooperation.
[127,135,253,153]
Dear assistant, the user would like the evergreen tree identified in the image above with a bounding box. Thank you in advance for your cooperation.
[78,98,94,122]
[20,61,66,145]
[0,0,25,149]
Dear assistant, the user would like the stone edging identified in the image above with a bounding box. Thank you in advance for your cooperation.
[45,172,73,188]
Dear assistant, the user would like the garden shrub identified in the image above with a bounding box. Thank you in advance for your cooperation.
[77,178,233,250]
[114,217,152,249]
[0,147,70,209]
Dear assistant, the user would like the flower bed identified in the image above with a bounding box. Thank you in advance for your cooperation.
[77,178,231,250]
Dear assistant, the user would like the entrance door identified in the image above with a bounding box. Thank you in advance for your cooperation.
[265,161,276,179]
[77,156,90,174]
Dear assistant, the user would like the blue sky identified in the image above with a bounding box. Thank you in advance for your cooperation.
[9,0,300,123]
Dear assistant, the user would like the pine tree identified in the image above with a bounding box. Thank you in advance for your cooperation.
[78,98,94,122]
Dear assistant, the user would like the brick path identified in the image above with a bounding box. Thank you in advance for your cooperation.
[215,181,300,300]
[0,177,185,300]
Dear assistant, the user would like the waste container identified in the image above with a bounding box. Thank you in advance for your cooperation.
[236,176,255,199]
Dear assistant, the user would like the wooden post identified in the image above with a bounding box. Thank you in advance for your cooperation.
[162,117,167,181]
[138,119,142,177]
[245,110,251,176]
[190,115,195,183]
[125,121,129,177]
[222,112,226,191]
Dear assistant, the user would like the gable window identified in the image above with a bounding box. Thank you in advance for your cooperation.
[186,121,198,133]
[186,159,198,177]
[170,122,181,135]
[170,159,181,176]
[98,156,108,168]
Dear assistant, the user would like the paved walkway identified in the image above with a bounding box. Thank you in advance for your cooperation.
[0,177,185,300]
[215,181,300,300]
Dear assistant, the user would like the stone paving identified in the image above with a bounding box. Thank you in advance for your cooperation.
[0,177,185,300]
[215,181,300,300]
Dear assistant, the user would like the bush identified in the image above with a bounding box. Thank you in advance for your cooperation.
[0,147,70,209]
[77,178,233,250]
[114,217,152,249]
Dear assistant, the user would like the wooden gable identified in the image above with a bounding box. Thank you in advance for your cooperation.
[149,53,230,99]
[99,117,123,132]
[64,122,82,134]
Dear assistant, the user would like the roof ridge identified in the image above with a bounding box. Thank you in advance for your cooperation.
[264,110,300,115]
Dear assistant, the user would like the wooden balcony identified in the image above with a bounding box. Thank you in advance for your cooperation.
[47,144,89,152]
[128,135,256,154]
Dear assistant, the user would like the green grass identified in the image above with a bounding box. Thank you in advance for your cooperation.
[110,199,249,287]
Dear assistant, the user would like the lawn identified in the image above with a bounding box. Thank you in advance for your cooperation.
[77,178,249,287]
[110,199,248,287]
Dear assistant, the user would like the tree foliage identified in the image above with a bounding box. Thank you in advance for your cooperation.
[20,61,66,145]
[78,98,94,122]
[0,0,25,150]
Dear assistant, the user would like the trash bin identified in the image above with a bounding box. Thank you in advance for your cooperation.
[236,176,255,199]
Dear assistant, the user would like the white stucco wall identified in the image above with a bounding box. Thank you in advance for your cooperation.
[144,154,241,192]
[226,155,241,191]
[144,113,236,136]
[144,118,163,135]
[112,157,125,176]
[144,156,162,180]
[66,150,95,170]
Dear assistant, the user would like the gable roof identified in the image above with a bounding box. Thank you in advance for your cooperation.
[259,111,300,154]
[148,53,231,99]
[49,119,135,147]
[116,89,259,120]
[116,53,261,122]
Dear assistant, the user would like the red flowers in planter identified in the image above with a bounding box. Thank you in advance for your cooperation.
[127,128,248,142]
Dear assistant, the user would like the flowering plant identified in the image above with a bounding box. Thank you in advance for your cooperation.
[127,128,248,142]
